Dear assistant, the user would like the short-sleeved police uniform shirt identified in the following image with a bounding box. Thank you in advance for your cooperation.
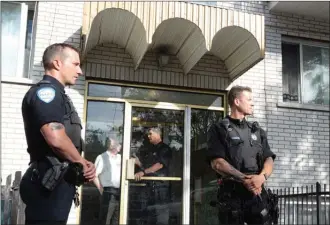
[22,75,66,162]
[207,116,276,171]
[140,142,172,177]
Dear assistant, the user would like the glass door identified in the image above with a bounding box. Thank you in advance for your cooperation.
[120,103,186,225]
[189,109,224,225]
[80,100,125,225]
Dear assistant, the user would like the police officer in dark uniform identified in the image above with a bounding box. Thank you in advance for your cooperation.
[19,43,96,225]
[133,127,172,225]
[207,85,277,225]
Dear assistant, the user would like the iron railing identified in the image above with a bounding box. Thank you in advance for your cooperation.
[274,182,330,225]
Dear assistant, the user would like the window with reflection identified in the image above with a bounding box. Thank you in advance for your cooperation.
[190,109,224,225]
[88,83,224,108]
[1,1,36,78]
[282,37,329,105]
[80,101,125,225]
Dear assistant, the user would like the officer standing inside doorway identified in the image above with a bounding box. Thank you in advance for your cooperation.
[20,43,96,225]
[133,127,172,225]
[207,85,277,225]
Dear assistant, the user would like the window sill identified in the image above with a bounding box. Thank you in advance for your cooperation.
[277,101,330,112]
[1,76,34,85]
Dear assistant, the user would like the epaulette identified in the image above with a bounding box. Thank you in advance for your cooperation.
[36,80,64,94]
[247,121,260,132]
[36,80,51,86]
[220,117,230,130]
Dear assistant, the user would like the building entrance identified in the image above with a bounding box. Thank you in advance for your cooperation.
[79,81,225,225]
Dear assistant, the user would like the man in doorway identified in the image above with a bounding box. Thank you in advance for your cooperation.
[93,138,122,225]
[133,127,172,225]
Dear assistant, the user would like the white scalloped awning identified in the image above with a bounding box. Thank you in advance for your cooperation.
[82,1,265,81]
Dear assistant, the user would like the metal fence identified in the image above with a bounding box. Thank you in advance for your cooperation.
[274,182,330,225]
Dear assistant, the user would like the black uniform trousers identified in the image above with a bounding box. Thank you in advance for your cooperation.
[19,161,75,224]
[217,180,270,225]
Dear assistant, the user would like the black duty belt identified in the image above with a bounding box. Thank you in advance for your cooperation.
[104,187,119,191]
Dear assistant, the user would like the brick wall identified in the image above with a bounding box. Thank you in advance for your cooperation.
[263,8,329,188]
[84,43,229,90]
[216,1,330,188]
[1,83,32,179]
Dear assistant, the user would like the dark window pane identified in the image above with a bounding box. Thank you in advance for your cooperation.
[282,43,300,102]
[190,109,223,225]
[24,9,34,76]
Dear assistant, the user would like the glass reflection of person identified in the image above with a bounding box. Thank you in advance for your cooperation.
[133,127,172,225]
[93,138,121,225]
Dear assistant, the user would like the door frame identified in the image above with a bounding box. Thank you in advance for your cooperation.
[80,80,227,225]
[119,101,189,224]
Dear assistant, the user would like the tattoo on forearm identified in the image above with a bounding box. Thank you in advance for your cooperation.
[227,164,246,182]
[214,160,246,182]
[49,122,64,130]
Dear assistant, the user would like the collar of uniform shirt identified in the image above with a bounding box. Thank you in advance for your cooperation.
[43,74,65,92]
[152,142,164,151]
[227,115,247,128]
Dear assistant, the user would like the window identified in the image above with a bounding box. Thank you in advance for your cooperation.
[1,1,36,78]
[88,83,224,107]
[282,37,329,105]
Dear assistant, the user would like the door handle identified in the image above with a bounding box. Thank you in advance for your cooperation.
[126,158,182,181]
[126,158,136,180]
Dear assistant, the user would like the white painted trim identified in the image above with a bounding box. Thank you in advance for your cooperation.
[268,1,279,11]
[16,3,28,78]
[282,36,329,49]
[182,106,191,225]
[1,76,34,85]
[277,102,330,112]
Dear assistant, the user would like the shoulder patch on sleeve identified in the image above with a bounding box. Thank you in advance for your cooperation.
[37,87,56,103]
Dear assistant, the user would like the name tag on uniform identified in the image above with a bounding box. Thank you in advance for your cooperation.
[231,136,240,140]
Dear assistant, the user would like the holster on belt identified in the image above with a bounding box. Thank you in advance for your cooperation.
[40,156,85,191]
[41,156,69,191]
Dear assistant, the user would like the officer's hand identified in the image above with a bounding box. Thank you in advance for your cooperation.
[249,174,265,189]
[243,175,264,195]
[134,171,144,181]
[83,160,96,182]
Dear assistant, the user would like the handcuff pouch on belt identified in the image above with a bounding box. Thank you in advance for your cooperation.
[41,156,85,191]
